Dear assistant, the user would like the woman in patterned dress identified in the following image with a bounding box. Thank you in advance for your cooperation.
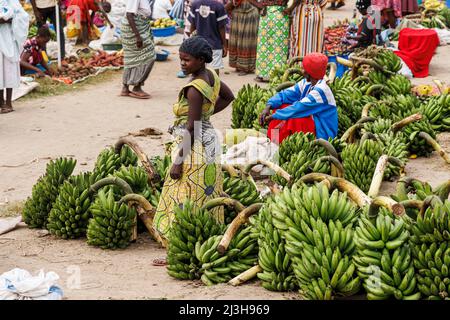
[371,0,402,28]
[226,0,260,75]
[255,0,290,82]
[285,0,327,59]
[153,37,234,254]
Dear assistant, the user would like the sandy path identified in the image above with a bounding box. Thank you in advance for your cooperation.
[1,1,450,299]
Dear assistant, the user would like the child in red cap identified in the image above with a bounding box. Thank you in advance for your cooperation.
[260,52,338,144]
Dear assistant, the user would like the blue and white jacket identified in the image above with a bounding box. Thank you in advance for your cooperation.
[267,79,338,140]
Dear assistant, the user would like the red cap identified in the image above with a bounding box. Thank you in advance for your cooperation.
[302,53,329,80]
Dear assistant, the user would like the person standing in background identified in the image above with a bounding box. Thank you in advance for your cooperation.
[255,0,290,82]
[285,0,327,59]
[153,0,173,19]
[30,0,65,58]
[371,0,402,28]
[401,0,419,16]
[226,0,260,76]
[327,0,345,10]
[188,0,228,75]
[0,0,29,114]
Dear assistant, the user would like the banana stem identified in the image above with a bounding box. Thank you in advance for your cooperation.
[89,177,133,195]
[336,56,354,68]
[326,62,337,84]
[391,114,422,133]
[368,155,389,198]
[119,194,155,212]
[202,197,245,213]
[282,68,303,83]
[137,206,168,247]
[419,195,443,217]
[341,123,364,144]
[222,164,240,177]
[228,265,262,286]
[275,81,295,92]
[400,199,423,211]
[361,102,377,118]
[368,196,406,218]
[356,116,377,125]
[288,56,303,67]
[349,56,395,75]
[311,138,339,159]
[243,160,291,183]
[418,132,450,164]
[217,203,263,255]
[300,173,371,208]
[115,137,157,183]
[360,132,378,145]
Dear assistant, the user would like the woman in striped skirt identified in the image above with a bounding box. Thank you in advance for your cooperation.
[286,0,327,59]
[226,0,260,75]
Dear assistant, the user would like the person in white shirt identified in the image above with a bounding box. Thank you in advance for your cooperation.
[0,0,29,114]
[153,0,173,19]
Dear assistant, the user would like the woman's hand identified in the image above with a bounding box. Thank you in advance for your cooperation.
[170,163,183,180]
[136,35,143,49]
[282,8,292,16]
[259,106,271,126]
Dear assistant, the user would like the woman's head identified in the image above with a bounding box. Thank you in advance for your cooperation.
[102,1,112,13]
[356,0,371,15]
[302,53,328,82]
[179,36,213,75]
[36,26,51,47]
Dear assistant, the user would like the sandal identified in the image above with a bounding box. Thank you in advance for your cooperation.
[152,257,167,266]
[129,91,151,99]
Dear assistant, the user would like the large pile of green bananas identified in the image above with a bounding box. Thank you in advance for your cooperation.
[22,158,77,228]
[277,132,316,165]
[86,189,137,249]
[341,139,383,193]
[167,200,226,280]
[253,88,277,131]
[251,203,296,291]
[231,84,266,129]
[269,183,361,299]
[93,146,138,180]
[385,75,412,96]
[47,172,95,239]
[353,207,420,300]
[197,226,259,286]
[410,200,450,300]
[374,50,402,74]
[269,65,303,88]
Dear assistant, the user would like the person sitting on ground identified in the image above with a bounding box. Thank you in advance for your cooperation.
[20,26,53,77]
[347,0,382,50]
[259,52,338,144]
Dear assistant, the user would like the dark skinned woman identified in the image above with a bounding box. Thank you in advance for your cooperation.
[120,0,156,99]
[153,36,235,260]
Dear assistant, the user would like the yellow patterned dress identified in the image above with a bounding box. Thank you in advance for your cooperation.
[153,69,224,240]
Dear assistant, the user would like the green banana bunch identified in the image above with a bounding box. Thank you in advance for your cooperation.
[384,75,412,96]
[269,182,361,299]
[223,174,260,224]
[402,119,437,157]
[22,157,77,229]
[341,139,384,193]
[197,226,259,286]
[354,208,420,300]
[93,146,138,180]
[269,64,303,88]
[47,172,95,239]
[231,84,266,129]
[376,132,409,180]
[410,200,450,299]
[374,50,402,73]
[167,200,226,280]
[391,178,434,203]
[363,118,393,134]
[251,204,297,292]
[150,154,172,191]
[112,165,154,202]
[337,106,353,136]
[252,88,277,130]
[86,188,137,249]
[368,71,387,85]
[277,132,316,165]
[328,137,347,155]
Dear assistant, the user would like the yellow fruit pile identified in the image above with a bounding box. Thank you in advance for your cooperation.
[150,18,177,29]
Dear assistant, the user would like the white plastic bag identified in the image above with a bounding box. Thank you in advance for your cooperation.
[100,26,119,44]
[0,269,63,300]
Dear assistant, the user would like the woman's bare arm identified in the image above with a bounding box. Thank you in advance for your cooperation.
[213,81,234,114]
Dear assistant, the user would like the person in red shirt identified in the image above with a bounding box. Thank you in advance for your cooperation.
[66,0,112,45]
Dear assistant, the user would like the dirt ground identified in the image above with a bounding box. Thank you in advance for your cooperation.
[1,1,450,300]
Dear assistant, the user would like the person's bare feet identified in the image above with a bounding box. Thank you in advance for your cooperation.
[0,104,14,114]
